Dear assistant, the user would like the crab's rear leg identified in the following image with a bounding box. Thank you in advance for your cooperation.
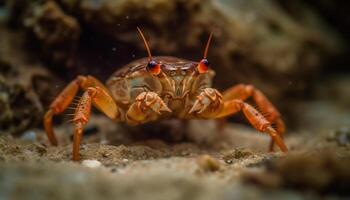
[43,75,119,161]
[222,84,286,151]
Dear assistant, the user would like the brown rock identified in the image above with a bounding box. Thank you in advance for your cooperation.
[24,1,80,66]
[8,0,343,101]
[197,154,221,172]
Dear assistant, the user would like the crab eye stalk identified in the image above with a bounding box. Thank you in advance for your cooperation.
[136,27,161,75]
[197,32,213,74]
[198,58,210,73]
[147,60,161,75]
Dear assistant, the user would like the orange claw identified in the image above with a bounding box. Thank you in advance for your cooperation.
[126,92,171,125]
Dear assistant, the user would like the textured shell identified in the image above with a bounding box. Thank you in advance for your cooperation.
[110,56,197,78]
[105,56,215,108]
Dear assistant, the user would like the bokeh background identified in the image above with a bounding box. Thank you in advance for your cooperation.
[1,0,350,134]
[0,0,350,199]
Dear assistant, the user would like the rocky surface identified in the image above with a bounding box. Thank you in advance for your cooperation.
[24,1,81,66]
[0,23,59,136]
[6,0,344,100]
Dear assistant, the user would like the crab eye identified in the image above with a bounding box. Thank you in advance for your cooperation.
[147,60,161,75]
[197,58,210,74]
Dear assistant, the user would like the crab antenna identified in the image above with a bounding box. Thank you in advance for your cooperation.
[137,27,152,61]
[203,32,213,59]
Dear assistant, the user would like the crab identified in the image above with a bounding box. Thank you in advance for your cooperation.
[44,28,288,161]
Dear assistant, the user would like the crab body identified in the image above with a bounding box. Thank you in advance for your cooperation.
[43,29,288,161]
[107,56,214,121]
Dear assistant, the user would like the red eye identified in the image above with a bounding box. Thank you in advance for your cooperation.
[198,59,210,74]
[147,60,161,75]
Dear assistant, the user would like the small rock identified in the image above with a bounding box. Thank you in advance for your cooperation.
[20,130,37,141]
[334,127,350,146]
[110,168,117,173]
[225,159,234,165]
[244,152,350,195]
[197,154,220,172]
[82,160,102,168]
[35,144,47,156]
[102,152,111,158]
[243,171,281,189]
[222,149,253,163]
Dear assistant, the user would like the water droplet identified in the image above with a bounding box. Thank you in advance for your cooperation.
[132,54,136,58]
[112,47,116,51]
[125,15,129,20]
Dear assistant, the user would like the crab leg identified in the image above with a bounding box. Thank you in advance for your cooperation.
[43,75,119,161]
[44,79,80,146]
[189,88,287,152]
[72,87,118,160]
[222,84,285,151]
[214,100,288,152]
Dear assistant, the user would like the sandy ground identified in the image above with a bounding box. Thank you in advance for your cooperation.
[1,113,349,200]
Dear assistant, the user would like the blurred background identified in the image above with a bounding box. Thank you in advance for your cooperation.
[0,0,350,199]
[1,0,349,136]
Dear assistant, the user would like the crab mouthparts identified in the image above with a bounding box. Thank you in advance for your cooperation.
[176,87,181,96]
[172,76,188,98]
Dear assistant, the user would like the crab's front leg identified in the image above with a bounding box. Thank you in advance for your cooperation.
[43,75,120,161]
[189,88,288,152]
[126,91,171,125]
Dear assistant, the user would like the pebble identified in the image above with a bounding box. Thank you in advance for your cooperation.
[82,160,102,168]
[197,154,221,172]
[335,127,350,146]
[20,130,37,141]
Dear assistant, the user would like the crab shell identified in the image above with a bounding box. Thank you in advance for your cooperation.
[106,56,215,118]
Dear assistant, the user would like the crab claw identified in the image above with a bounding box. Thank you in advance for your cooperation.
[189,98,208,114]
[137,92,172,114]
[148,98,172,114]
[189,88,222,114]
